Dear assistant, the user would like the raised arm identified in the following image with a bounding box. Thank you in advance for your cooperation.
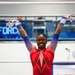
[7,20,33,52]
[50,16,67,52]
[55,17,66,34]
[15,21,33,52]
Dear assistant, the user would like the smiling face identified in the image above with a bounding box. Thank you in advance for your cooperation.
[36,34,47,50]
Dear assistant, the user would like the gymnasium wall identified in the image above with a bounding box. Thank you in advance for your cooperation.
[0,41,75,75]
[0,41,75,61]
[0,0,75,16]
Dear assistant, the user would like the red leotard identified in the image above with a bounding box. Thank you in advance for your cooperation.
[23,34,59,75]
[30,45,54,75]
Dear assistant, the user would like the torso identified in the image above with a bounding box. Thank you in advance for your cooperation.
[30,46,54,75]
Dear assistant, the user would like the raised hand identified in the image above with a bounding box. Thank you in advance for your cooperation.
[6,20,21,28]
[6,20,16,27]
[65,14,74,22]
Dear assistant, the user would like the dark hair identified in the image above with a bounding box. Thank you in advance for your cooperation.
[36,34,47,40]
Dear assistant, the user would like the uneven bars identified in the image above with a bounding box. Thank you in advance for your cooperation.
[0,1,75,5]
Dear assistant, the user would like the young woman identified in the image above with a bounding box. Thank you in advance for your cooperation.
[7,16,72,75]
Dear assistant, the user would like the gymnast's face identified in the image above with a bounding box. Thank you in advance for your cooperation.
[36,34,47,49]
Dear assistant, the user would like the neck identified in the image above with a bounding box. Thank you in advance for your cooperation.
[38,47,46,51]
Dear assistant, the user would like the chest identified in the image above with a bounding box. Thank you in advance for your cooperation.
[30,50,54,65]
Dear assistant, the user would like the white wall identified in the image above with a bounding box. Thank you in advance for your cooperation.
[53,65,75,75]
[0,41,75,61]
[0,0,75,16]
[0,41,75,75]
[54,42,75,62]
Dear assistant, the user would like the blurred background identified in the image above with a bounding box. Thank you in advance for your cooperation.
[0,0,75,75]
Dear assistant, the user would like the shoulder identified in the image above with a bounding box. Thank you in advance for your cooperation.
[30,45,37,53]
[46,45,55,53]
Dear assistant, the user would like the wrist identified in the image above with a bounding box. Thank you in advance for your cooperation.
[15,20,21,28]
[60,16,66,25]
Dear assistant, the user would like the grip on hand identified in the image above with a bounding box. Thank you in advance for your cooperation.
[60,16,66,25]
[15,20,21,28]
